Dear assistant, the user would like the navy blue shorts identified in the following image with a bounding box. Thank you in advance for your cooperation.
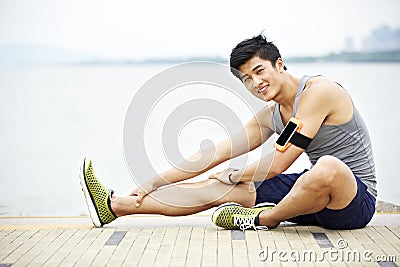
[254,170,376,229]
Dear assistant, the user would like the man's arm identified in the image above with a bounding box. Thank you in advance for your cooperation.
[133,106,275,205]
[154,106,275,187]
[228,83,334,183]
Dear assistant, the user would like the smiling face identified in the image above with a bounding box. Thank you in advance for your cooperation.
[238,56,284,102]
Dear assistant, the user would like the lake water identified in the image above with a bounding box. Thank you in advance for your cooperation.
[0,62,399,216]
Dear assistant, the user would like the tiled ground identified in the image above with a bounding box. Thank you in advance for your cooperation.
[0,215,399,266]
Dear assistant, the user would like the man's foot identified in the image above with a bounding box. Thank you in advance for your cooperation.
[79,158,117,227]
[212,202,275,231]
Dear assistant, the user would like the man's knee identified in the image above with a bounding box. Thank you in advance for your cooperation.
[295,156,344,194]
[312,155,347,184]
[300,156,355,197]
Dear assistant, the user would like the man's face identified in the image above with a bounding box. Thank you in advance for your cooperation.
[238,56,282,102]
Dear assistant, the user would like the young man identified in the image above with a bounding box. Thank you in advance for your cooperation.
[80,34,376,230]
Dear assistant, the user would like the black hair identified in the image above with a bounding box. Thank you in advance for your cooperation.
[230,34,287,79]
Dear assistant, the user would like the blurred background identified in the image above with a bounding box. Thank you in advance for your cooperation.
[0,0,399,216]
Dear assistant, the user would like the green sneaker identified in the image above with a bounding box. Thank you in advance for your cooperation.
[80,158,117,227]
[211,202,275,231]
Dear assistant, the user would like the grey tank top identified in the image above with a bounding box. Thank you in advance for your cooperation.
[272,75,377,197]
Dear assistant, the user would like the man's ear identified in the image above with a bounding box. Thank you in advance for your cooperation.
[275,58,285,72]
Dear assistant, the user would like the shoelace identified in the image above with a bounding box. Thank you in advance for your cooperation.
[233,216,269,231]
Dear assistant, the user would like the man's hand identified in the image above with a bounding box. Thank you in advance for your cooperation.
[129,182,158,207]
[209,168,239,185]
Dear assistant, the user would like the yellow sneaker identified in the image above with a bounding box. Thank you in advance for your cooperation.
[80,158,117,227]
[212,202,275,231]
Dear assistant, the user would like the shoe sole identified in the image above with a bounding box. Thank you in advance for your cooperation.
[79,158,102,227]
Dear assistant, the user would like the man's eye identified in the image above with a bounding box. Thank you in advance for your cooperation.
[257,69,264,74]
[243,77,250,83]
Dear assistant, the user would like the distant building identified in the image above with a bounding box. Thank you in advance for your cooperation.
[343,37,356,52]
[361,25,400,52]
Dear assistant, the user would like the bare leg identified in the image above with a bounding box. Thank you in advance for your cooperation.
[259,155,357,227]
[111,179,256,217]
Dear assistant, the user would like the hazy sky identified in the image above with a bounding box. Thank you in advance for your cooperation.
[1,0,399,59]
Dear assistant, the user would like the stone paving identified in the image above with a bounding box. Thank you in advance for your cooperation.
[0,214,399,266]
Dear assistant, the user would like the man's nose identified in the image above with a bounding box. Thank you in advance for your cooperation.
[253,76,263,88]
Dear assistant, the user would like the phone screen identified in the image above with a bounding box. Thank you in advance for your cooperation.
[276,121,298,146]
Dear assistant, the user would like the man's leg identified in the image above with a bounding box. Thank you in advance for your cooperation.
[258,155,357,227]
[81,158,256,227]
[111,179,257,217]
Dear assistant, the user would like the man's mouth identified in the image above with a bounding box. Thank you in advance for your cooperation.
[258,85,269,95]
